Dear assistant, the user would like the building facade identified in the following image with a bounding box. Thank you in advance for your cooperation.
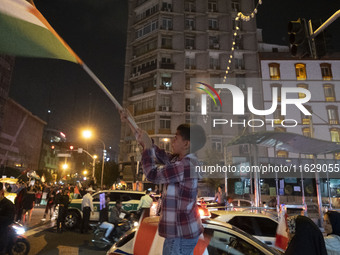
[120,0,263,179]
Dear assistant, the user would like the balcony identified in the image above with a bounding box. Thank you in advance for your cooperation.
[159,128,171,134]
[134,107,156,116]
[160,63,175,69]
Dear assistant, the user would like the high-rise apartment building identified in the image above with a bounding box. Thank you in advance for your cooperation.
[119,0,264,179]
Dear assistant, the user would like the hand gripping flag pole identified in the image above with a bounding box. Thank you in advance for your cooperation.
[0,0,138,131]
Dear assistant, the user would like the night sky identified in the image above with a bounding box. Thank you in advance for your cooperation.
[8,0,340,152]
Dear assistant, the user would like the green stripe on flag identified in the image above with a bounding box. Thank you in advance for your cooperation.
[0,12,78,63]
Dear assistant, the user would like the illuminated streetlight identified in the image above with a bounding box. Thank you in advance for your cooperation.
[83,170,88,176]
[82,129,106,189]
[62,163,68,170]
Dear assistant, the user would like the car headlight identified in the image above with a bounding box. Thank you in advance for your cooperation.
[133,221,139,227]
[12,225,25,235]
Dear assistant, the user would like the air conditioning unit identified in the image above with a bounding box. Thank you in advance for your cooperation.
[213,43,220,49]
[186,46,193,50]
[186,105,195,111]
[189,26,193,30]
[161,106,170,111]
[137,71,141,76]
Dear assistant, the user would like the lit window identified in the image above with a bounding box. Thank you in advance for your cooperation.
[330,128,340,143]
[269,63,280,80]
[327,106,339,124]
[302,127,312,138]
[323,84,335,102]
[301,105,312,125]
[320,63,332,80]
[274,127,286,132]
[297,84,308,98]
[295,63,307,80]
[271,84,282,102]
[277,151,288,158]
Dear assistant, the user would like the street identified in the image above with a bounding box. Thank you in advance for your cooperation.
[24,206,107,255]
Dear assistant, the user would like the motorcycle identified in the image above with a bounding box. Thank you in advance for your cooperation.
[91,216,139,250]
[7,222,30,255]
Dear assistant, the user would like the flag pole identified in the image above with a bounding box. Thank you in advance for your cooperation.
[81,63,138,132]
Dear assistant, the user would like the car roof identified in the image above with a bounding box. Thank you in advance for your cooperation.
[211,211,278,222]
[93,190,146,195]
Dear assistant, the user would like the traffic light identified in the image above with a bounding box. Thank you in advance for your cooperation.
[51,145,55,150]
[288,18,311,57]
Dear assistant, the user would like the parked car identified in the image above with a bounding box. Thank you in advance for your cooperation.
[64,190,145,229]
[106,216,282,255]
[211,211,279,247]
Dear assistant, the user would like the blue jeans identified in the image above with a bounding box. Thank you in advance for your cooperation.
[163,236,199,255]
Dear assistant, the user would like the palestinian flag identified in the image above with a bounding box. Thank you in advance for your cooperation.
[275,211,288,250]
[0,0,81,63]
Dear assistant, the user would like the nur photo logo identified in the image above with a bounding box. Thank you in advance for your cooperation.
[196,82,223,115]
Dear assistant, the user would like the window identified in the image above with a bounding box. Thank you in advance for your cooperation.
[185,18,195,30]
[161,18,173,30]
[211,138,222,152]
[185,36,195,49]
[231,1,240,11]
[161,74,172,88]
[161,36,172,49]
[269,63,280,80]
[228,216,278,237]
[209,57,219,69]
[160,116,171,129]
[301,105,312,125]
[302,127,312,138]
[297,84,308,98]
[320,63,332,80]
[295,63,307,80]
[274,127,286,132]
[204,228,265,255]
[184,0,195,12]
[327,106,339,124]
[185,57,196,69]
[208,1,217,12]
[270,84,282,102]
[323,84,335,101]
[209,36,219,49]
[208,19,219,30]
[330,128,340,143]
[277,151,288,158]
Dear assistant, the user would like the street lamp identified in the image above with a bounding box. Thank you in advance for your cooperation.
[82,129,106,189]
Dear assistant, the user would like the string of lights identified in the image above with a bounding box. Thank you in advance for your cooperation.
[223,0,263,82]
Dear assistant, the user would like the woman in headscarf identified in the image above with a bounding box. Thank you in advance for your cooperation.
[285,215,327,255]
[324,211,340,255]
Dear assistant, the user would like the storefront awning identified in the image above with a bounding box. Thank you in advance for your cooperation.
[228,131,340,155]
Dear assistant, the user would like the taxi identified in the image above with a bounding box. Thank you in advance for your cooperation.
[64,190,145,229]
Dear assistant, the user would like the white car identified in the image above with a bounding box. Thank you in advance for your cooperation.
[211,211,279,247]
[106,216,282,255]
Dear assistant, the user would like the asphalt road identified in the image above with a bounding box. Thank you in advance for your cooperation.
[23,206,107,255]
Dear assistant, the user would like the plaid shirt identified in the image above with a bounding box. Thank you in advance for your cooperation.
[142,145,203,239]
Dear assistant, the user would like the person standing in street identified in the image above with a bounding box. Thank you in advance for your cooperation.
[137,189,153,217]
[81,187,94,233]
[55,189,70,233]
[0,182,15,255]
